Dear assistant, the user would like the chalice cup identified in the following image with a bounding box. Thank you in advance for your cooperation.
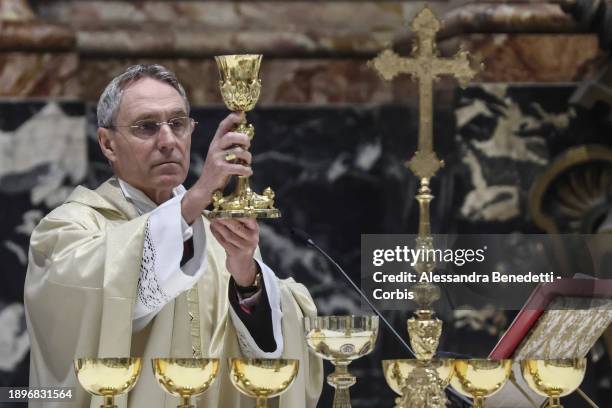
[152,358,220,408]
[304,315,379,408]
[74,357,142,408]
[520,358,587,408]
[211,54,280,219]
[382,358,454,406]
[228,358,299,408]
[450,359,512,408]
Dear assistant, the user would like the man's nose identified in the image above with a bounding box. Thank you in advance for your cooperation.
[156,123,176,151]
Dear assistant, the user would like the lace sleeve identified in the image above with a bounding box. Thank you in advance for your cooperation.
[136,220,170,312]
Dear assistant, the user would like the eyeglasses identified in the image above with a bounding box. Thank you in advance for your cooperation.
[111,116,197,139]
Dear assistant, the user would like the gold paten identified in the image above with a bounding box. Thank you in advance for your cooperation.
[228,358,299,408]
[152,358,220,408]
[520,358,587,408]
[74,358,142,408]
[369,6,482,407]
[450,359,512,408]
[304,315,378,408]
[208,54,280,219]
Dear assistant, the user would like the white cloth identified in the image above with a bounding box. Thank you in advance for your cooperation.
[118,179,283,356]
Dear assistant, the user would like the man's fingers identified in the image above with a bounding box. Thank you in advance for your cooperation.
[211,221,250,249]
[210,223,241,250]
[213,113,245,141]
[218,147,252,166]
[218,132,251,150]
[235,217,258,232]
[215,219,258,241]
[224,163,253,177]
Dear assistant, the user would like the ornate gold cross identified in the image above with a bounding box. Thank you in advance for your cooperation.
[369,6,481,180]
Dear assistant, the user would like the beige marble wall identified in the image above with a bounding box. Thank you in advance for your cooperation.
[0,52,79,97]
[80,57,395,106]
[6,1,608,103]
[0,1,77,97]
[444,34,602,82]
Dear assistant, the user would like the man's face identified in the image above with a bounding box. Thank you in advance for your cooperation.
[99,77,192,202]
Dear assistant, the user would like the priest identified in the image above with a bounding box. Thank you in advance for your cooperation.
[24,64,323,407]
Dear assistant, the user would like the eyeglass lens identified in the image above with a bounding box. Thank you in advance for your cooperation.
[132,117,192,138]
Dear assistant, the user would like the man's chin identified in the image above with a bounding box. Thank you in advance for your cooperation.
[154,173,186,189]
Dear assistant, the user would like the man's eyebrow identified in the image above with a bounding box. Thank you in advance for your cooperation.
[132,109,187,122]
[169,108,187,117]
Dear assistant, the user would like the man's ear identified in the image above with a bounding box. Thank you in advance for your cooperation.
[98,127,116,163]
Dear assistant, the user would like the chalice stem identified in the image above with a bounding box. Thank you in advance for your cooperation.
[177,395,194,408]
[473,396,485,408]
[236,113,255,140]
[332,387,352,408]
[232,175,250,203]
[101,395,116,408]
[547,396,563,408]
[237,174,250,190]
[255,397,268,408]
[328,365,355,408]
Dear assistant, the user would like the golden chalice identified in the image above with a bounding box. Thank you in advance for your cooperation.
[450,359,512,408]
[382,358,454,403]
[304,315,379,408]
[520,358,587,408]
[152,358,220,408]
[228,358,299,408]
[209,54,280,219]
[74,357,141,408]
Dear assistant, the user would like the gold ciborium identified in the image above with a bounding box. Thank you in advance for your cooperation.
[152,358,220,408]
[520,358,587,408]
[450,359,512,408]
[210,54,280,219]
[228,358,299,408]
[382,359,454,405]
[74,358,141,408]
[304,315,379,408]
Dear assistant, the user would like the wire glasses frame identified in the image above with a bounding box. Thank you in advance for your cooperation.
[109,116,197,139]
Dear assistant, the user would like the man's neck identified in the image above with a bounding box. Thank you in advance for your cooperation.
[117,178,185,215]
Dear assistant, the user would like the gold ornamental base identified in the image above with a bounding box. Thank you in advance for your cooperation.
[207,177,280,219]
[398,365,447,408]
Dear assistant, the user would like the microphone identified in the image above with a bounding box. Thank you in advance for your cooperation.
[291,227,473,407]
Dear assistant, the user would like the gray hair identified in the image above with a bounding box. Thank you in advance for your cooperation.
[96,64,190,128]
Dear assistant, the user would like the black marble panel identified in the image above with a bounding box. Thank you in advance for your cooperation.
[0,100,86,393]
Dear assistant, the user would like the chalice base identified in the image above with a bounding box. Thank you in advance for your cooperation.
[396,366,447,408]
[207,177,280,219]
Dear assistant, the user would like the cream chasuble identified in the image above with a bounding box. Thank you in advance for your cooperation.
[24,178,323,408]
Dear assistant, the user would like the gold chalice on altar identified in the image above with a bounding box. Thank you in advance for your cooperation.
[209,54,280,219]
[304,315,379,408]
[520,358,587,408]
[74,358,141,408]
[450,359,512,408]
[382,359,454,399]
[228,358,299,408]
[152,358,220,408]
